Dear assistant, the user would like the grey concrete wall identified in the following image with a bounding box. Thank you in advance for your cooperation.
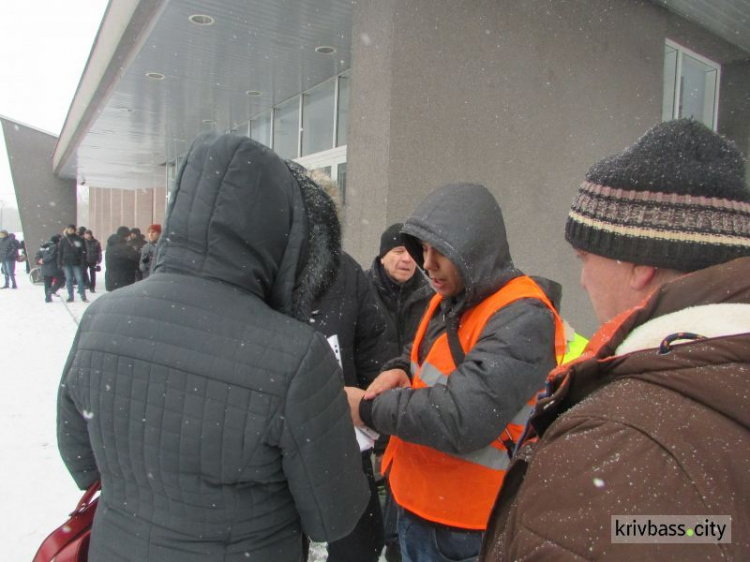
[1,118,76,258]
[719,60,750,165]
[346,0,750,336]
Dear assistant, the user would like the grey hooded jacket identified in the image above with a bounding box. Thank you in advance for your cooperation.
[57,134,369,561]
[360,183,557,463]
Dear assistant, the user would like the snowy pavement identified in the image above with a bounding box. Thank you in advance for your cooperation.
[1,267,379,561]
[2,271,98,561]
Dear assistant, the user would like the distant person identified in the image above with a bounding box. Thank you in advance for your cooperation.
[139,224,161,280]
[0,230,20,289]
[104,226,139,291]
[82,230,102,292]
[18,239,30,273]
[367,222,433,562]
[480,119,750,561]
[57,133,369,561]
[129,227,147,281]
[36,234,62,303]
[57,225,88,302]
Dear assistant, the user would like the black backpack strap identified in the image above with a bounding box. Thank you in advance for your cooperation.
[446,315,465,366]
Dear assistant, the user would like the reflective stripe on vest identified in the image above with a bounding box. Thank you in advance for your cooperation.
[382,275,565,530]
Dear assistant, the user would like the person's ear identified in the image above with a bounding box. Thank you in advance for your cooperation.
[629,264,658,291]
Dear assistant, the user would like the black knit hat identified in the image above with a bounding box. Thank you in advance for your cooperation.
[565,119,750,272]
[380,223,405,257]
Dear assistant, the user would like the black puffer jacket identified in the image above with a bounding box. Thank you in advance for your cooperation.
[85,237,102,266]
[104,233,139,291]
[57,134,369,562]
[368,257,433,354]
[310,252,396,389]
[37,240,61,278]
[57,233,86,267]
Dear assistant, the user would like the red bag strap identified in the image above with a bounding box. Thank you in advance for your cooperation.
[71,481,101,515]
[33,481,101,562]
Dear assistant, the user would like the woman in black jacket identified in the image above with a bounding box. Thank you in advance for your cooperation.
[104,226,139,291]
[57,134,369,562]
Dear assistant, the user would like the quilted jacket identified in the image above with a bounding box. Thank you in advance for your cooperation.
[57,134,369,562]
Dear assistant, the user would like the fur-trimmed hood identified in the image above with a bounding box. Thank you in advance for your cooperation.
[153,133,340,320]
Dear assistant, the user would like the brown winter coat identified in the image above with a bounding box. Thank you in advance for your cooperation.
[481,257,750,561]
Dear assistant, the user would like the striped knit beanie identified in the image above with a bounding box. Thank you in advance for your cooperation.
[565,119,750,272]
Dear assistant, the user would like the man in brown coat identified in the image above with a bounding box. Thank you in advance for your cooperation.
[481,119,750,561]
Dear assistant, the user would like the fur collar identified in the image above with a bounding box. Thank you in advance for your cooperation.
[285,162,341,321]
[616,303,750,355]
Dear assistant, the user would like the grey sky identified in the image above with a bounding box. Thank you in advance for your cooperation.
[0,0,109,206]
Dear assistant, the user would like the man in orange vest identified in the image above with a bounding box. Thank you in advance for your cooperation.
[345,183,565,562]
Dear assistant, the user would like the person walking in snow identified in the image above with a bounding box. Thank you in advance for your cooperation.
[57,225,88,302]
[36,234,62,302]
[0,230,20,289]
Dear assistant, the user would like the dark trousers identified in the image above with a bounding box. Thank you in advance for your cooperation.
[327,451,385,562]
[86,265,98,291]
[43,276,55,301]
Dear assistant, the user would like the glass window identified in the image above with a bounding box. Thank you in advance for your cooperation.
[337,75,350,147]
[680,53,718,125]
[302,81,335,156]
[662,41,720,130]
[273,97,300,159]
[250,111,272,147]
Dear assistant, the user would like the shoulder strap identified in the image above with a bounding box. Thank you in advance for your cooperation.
[446,315,465,366]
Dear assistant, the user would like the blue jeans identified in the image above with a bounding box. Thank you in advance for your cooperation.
[2,259,16,287]
[63,265,86,299]
[398,509,482,562]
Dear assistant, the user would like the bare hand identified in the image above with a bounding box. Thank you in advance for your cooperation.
[364,369,410,399]
[344,386,366,426]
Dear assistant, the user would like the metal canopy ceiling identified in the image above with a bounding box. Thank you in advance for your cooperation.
[54,0,749,192]
[54,0,353,190]
[652,0,750,56]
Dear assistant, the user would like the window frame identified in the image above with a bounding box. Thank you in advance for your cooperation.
[663,39,721,131]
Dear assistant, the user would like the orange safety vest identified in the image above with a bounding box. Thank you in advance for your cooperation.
[381,276,565,530]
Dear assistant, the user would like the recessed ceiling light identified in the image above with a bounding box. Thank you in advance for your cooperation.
[146,72,165,80]
[202,119,216,124]
[315,46,336,55]
[189,14,214,25]
[245,90,262,97]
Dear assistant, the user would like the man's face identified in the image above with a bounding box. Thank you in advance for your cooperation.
[380,246,416,284]
[83,233,92,240]
[147,230,160,243]
[65,227,75,236]
[422,242,464,297]
[576,249,634,325]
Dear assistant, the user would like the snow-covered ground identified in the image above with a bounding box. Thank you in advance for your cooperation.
[1,261,378,561]
[2,266,93,561]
